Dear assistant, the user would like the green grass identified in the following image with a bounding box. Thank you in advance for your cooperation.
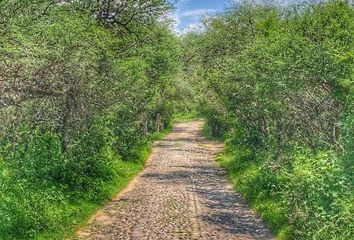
[201,123,225,142]
[149,126,173,141]
[36,160,143,240]
[173,111,202,123]
[211,142,353,240]
[216,147,288,238]
[201,124,288,238]
[201,123,285,234]
[34,130,172,240]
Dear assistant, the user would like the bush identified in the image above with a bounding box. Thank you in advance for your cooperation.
[282,151,353,239]
[0,114,158,239]
[0,1,180,238]
[189,1,353,239]
[219,140,353,239]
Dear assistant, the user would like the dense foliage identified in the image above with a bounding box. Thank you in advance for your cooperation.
[183,0,353,239]
[1,0,353,239]
[0,0,181,239]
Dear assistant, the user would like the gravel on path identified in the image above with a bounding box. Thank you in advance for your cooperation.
[76,121,274,240]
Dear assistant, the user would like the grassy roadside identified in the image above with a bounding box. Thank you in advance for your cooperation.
[34,128,172,240]
[202,123,353,240]
[36,160,145,240]
[201,124,287,238]
[216,147,288,238]
[173,111,203,123]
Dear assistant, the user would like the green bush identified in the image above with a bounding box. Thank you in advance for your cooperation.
[0,0,180,238]
[219,139,353,239]
[282,151,353,239]
[0,113,165,239]
[192,1,354,238]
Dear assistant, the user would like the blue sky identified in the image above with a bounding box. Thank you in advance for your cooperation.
[168,0,231,34]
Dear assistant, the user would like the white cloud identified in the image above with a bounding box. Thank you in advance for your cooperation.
[181,8,217,18]
[171,13,181,35]
[161,12,181,35]
[183,22,205,35]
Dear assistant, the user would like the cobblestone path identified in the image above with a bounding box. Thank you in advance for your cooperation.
[76,121,274,240]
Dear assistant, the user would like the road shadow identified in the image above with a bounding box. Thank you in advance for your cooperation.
[142,163,273,239]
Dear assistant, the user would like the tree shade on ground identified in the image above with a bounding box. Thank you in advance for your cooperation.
[0,0,353,239]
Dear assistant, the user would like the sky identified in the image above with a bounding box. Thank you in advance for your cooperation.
[168,0,232,35]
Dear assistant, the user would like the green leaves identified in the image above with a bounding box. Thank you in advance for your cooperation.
[185,0,354,239]
[0,0,181,238]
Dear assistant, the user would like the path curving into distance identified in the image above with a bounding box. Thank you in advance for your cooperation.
[76,121,274,240]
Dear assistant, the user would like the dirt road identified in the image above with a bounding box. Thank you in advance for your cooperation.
[76,121,274,240]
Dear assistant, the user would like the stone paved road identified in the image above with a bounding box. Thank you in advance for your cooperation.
[76,121,274,240]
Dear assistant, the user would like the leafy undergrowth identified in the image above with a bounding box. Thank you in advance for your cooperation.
[36,159,145,240]
[0,123,172,240]
[148,127,173,142]
[173,111,203,123]
[216,142,353,240]
[202,123,225,142]
[195,1,354,239]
